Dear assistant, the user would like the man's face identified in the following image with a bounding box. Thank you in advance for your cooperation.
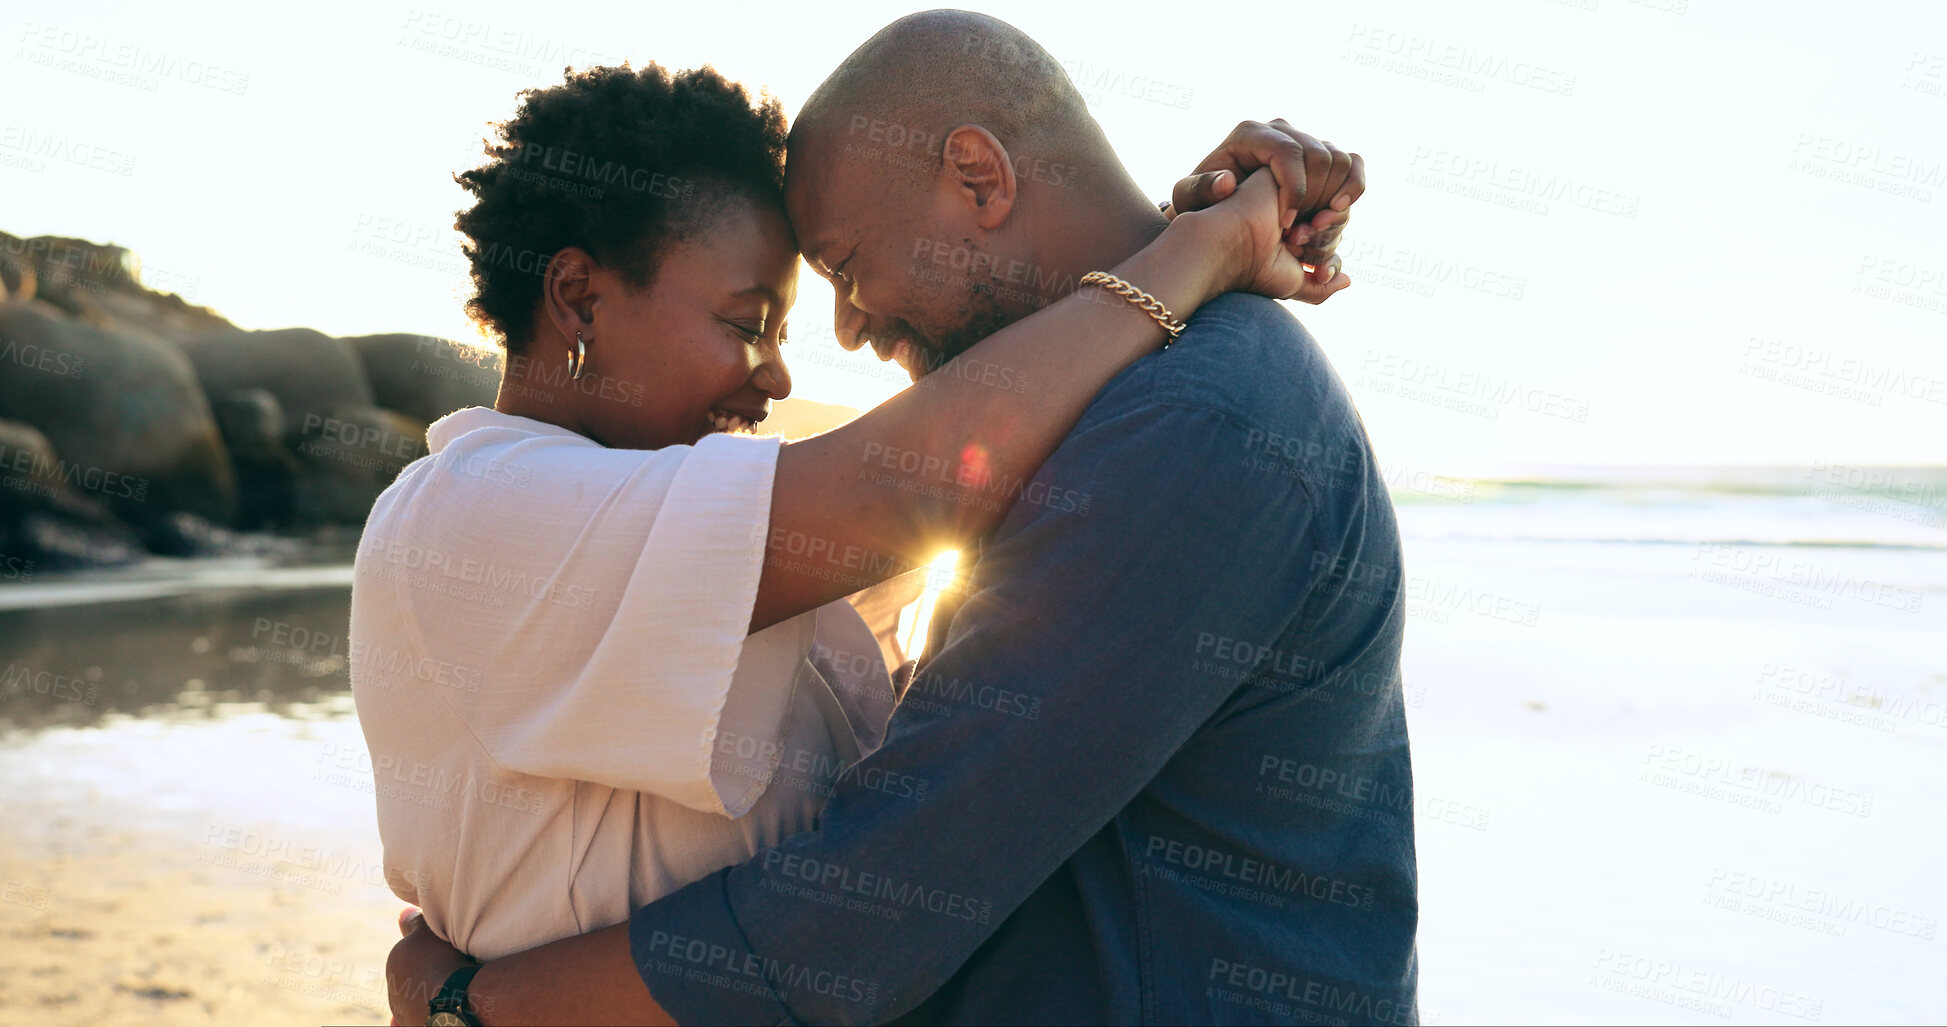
[784,121,1010,382]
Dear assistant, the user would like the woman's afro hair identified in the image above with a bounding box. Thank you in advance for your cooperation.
[454,63,786,349]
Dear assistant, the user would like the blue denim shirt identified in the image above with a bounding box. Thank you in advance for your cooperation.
[630,293,1419,1025]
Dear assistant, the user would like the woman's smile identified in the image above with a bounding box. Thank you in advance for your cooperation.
[705,406,766,434]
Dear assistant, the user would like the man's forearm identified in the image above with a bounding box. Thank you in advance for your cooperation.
[468,924,674,1027]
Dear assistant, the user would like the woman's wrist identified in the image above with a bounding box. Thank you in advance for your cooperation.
[1167,204,1252,302]
[1107,214,1233,325]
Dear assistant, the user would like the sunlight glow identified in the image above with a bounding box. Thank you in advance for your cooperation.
[896,549,964,659]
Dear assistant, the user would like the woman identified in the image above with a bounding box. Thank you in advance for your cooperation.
[351,62,1351,967]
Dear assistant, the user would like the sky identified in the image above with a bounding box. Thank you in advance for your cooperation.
[3,0,1943,471]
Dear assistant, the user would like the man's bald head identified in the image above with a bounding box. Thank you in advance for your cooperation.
[784,11,1160,379]
[789,9,1097,174]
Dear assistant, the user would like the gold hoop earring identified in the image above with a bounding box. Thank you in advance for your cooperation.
[569,331,588,381]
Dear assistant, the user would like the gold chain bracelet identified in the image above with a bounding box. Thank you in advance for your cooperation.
[1080,271,1187,345]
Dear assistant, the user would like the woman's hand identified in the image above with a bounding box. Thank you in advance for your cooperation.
[1165,119,1363,303]
[1168,166,1313,305]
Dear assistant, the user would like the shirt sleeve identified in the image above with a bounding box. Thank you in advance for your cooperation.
[379,428,793,816]
[627,396,1321,1024]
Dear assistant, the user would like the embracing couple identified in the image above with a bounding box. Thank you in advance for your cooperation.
[357,10,1417,1025]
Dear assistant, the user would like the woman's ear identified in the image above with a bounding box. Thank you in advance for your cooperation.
[541,247,597,346]
[939,125,1017,230]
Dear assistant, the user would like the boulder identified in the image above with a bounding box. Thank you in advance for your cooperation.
[209,388,288,464]
[175,327,375,445]
[203,385,418,528]
[209,389,300,529]
[0,417,65,511]
[74,284,235,344]
[0,300,234,525]
[0,417,145,571]
[12,235,139,321]
[290,404,428,523]
[0,232,31,302]
[345,333,501,424]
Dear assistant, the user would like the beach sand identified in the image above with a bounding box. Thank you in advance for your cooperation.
[0,703,399,1025]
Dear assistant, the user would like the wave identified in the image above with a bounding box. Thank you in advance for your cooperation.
[0,558,353,611]
[1392,486,1947,550]
[1421,463,1947,498]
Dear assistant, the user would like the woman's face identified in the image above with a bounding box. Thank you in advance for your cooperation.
[572,192,799,450]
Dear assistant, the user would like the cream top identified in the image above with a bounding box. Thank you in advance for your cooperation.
[350,407,894,959]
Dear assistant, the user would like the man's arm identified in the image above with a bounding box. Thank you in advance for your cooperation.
[387,911,670,1026]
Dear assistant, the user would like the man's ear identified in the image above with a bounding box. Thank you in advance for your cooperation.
[939,125,1016,230]
[541,247,598,346]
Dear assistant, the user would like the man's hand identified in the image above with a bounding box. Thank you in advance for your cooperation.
[1166,119,1365,303]
[388,906,475,1026]
[385,906,672,1025]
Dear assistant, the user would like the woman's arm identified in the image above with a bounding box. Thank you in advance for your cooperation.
[751,169,1301,631]
[1164,118,1366,302]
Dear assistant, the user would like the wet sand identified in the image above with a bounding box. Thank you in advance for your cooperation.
[0,704,398,1025]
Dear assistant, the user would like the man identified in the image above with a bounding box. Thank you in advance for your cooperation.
[392,11,1417,1025]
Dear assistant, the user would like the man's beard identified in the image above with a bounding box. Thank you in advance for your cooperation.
[878,307,1012,383]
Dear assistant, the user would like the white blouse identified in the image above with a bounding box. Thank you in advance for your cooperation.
[350,407,895,960]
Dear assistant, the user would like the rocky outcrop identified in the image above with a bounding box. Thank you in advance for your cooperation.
[0,300,234,525]
[0,417,146,571]
[176,328,376,441]
[290,405,429,523]
[208,389,299,530]
[0,229,494,569]
[346,333,501,425]
[73,284,236,344]
[0,418,70,513]
[0,234,33,302]
[175,330,442,526]
[1,233,231,342]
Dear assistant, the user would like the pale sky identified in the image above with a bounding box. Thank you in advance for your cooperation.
[4,0,1942,470]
